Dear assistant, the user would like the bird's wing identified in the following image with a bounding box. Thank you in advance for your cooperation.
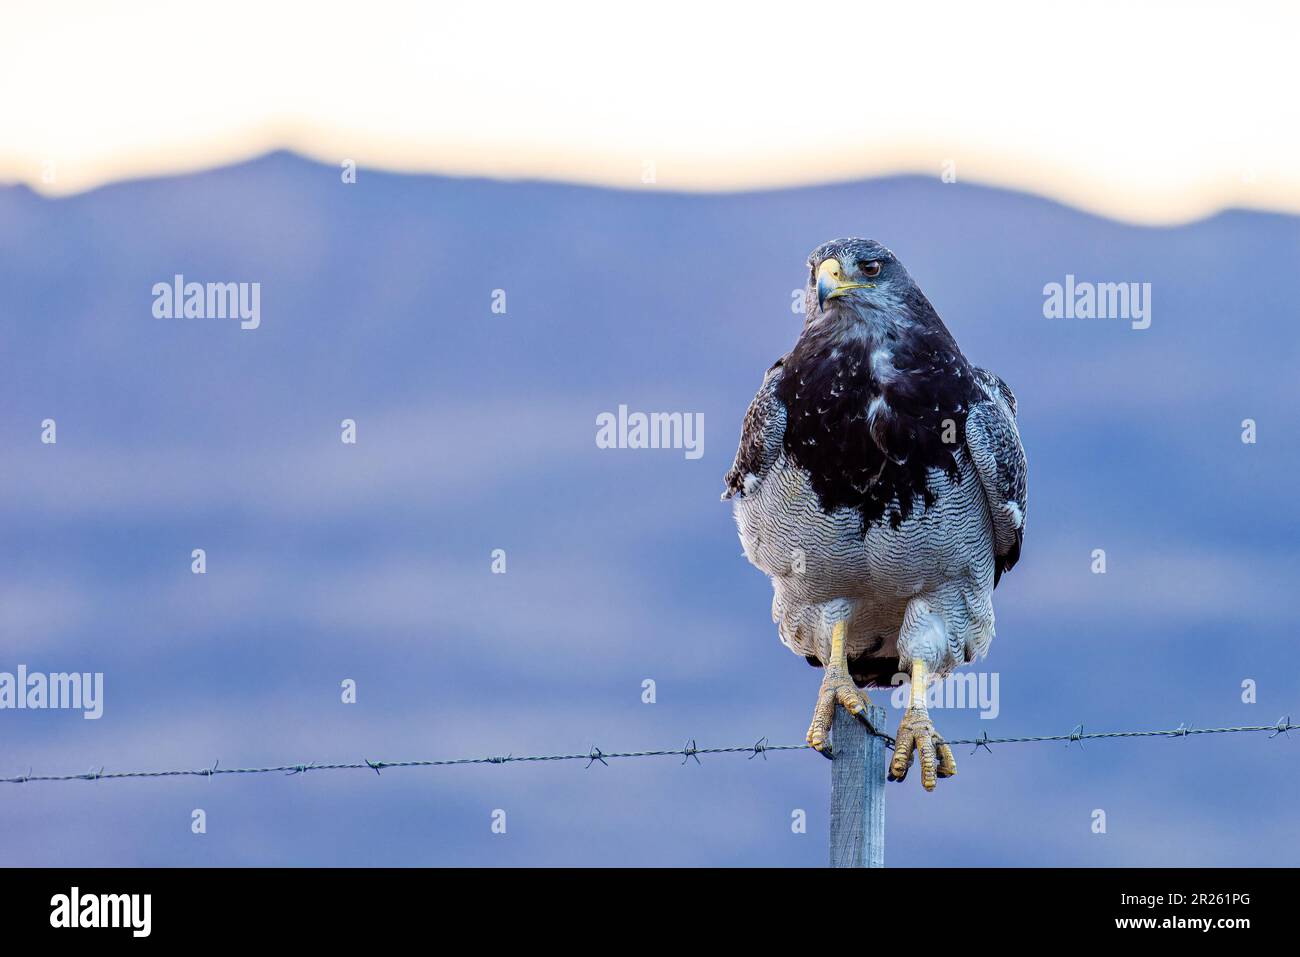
[722,358,787,500]
[966,368,1027,586]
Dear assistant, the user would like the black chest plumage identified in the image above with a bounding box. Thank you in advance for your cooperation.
[776,305,982,534]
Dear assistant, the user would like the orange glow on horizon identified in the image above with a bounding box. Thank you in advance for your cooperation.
[3,0,1298,225]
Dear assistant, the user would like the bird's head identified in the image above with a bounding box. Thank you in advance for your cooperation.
[804,238,919,331]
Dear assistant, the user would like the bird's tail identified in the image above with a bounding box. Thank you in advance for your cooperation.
[807,651,902,689]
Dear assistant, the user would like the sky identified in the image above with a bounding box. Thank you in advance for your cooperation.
[1,3,1298,868]
[3,0,1300,222]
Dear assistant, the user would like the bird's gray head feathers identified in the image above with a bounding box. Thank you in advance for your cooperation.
[803,237,933,337]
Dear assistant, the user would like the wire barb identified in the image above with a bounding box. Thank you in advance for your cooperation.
[681,739,701,766]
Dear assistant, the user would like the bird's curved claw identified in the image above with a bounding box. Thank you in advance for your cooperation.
[888,707,957,791]
[806,670,871,754]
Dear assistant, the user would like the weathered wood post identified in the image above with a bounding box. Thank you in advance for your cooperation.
[829,702,887,867]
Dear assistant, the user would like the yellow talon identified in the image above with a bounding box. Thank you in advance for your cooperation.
[806,621,870,753]
[887,659,957,790]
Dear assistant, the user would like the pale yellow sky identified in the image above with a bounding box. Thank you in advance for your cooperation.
[3,0,1298,224]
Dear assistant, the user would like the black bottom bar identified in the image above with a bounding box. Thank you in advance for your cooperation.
[0,867,1281,942]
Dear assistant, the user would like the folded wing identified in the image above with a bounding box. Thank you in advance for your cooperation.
[966,369,1028,586]
[722,358,787,500]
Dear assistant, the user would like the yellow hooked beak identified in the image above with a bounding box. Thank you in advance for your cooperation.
[816,258,875,310]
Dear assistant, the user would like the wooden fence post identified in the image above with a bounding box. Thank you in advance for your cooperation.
[829,702,887,868]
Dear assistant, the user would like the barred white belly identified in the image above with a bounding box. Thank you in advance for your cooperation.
[732,449,996,674]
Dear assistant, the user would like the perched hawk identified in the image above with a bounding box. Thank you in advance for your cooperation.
[723,238,1027,790]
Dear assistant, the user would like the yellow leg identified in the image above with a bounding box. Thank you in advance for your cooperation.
[910,659,927,709]
[888,659,958,791]
[805,621,871,754]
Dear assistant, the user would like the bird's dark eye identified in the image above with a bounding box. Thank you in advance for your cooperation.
[858,260,882,278]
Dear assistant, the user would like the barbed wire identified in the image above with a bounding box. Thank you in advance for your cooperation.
[2,714,1293,785]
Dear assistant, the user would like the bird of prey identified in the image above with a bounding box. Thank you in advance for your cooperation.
[723,238,1027,790]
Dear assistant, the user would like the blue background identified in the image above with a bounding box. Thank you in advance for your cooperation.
[2,153,1297,865]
